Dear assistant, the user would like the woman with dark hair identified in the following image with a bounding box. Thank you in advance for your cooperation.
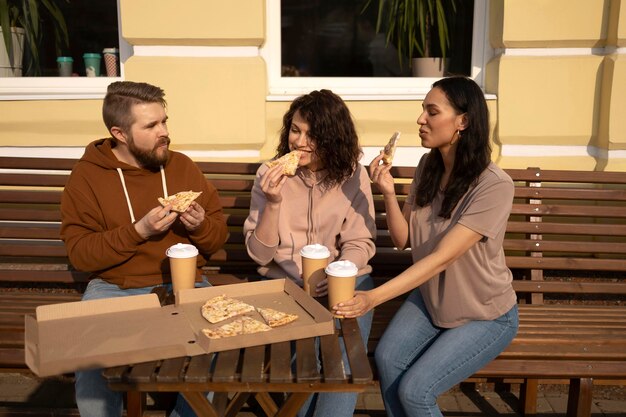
[334,76,519,417]
[243,89,376,417]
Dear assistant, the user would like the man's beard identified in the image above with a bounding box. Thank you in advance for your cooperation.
[127,135,170,171]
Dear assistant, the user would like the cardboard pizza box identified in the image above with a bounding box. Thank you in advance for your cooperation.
[25,279,334,377]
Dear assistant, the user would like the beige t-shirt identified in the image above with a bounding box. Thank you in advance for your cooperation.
[406,158,517,328]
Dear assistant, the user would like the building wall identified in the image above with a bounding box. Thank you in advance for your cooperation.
[0,1,624,170]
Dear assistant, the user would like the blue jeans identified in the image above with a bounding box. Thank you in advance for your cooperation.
[297,274,374,417]
[75,277,211,417]
[375,289,519,417]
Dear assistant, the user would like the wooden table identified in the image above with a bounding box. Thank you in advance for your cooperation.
[103,318,374,417]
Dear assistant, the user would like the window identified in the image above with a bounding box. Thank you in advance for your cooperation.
[0,0,123,100]
[262,1,491,99]
[39,0,120,77]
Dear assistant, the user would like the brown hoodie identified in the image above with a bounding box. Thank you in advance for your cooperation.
[60,138,228,288]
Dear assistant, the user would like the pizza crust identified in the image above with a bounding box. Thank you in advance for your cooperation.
[382,132,401,165]
[266,150,302,176]
[158,190,202,212]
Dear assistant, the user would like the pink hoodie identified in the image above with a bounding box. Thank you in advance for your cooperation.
[244,163,376,284]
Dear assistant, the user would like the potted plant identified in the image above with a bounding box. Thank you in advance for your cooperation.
[363,0,456,76]
[0,0,70,76]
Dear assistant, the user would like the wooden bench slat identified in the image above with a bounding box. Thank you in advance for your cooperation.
[184,354,213,383]
[156,357,187,382]
[241,345,266,383]
[212,349,240,383]
[477,359,626,378]
[269,342,292,383]
[514,186,626,202]
[0,173,69,187]
[295,337,321,382]
[505,256,626,271]
[511,203,626,218]
[513,280,626,294]
[341,318,373,384]
[0,190,62,204]
[319,330,346,382]
[504,239,626,254]
[506,221,626,237]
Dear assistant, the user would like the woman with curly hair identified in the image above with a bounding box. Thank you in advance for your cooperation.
[243,89,376,417]
[335,76,519,417]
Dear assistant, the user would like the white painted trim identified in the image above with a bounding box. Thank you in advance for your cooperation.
[498,47,622,57]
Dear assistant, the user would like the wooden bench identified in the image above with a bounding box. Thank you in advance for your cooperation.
[1,157,625,417]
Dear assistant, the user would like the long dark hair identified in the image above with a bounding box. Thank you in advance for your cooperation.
[277,89,361,188]
[416,76,491,218]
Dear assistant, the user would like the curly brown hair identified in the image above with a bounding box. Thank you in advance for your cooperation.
[276,90,362,188]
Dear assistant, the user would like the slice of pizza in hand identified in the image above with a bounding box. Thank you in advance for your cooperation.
[256,306,299,327]
[382,131,401,165]
[201,294,256,324]
[158,190,202,213]
[265,150,302,176]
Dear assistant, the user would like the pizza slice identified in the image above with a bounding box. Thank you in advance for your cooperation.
[241,316,272,334]
[382,131,401,165]
[256,307,299,327]
[158,190,202,212]
[201,294,256,324]
[202,318,243,339]
[265,150,302,176]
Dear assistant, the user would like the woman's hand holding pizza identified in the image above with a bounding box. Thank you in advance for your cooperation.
[369,151,396,197]
[261,164,287,204]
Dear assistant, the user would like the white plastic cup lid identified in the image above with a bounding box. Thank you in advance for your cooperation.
[325,260,358,277]
[103,48,119,54]
[166,243,199,258]
[300,243,330,259]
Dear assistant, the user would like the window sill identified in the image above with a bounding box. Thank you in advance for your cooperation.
[0,77,121,100]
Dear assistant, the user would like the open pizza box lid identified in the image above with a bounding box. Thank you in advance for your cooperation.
[25,279,334,377]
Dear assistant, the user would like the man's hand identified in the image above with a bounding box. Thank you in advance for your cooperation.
[179,201,205,232]
[134,205,177,239]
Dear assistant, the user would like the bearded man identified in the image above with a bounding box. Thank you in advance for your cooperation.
[60,81,228,417]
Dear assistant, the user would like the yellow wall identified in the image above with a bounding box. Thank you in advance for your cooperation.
[1,1,625,171]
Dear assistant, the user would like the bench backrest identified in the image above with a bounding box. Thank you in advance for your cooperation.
[1,157,626,304]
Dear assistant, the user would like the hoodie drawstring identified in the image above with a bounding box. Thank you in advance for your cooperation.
[116,165,167,223]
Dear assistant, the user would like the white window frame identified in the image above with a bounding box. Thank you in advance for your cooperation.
[262,0,492,101]
[0,0,128,101]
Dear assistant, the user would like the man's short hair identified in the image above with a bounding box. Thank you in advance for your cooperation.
[102,81,167,134]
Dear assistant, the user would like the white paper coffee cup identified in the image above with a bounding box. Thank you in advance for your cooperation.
[300,244,331,296]
[325,260,358,317]
[166,243,199,296]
